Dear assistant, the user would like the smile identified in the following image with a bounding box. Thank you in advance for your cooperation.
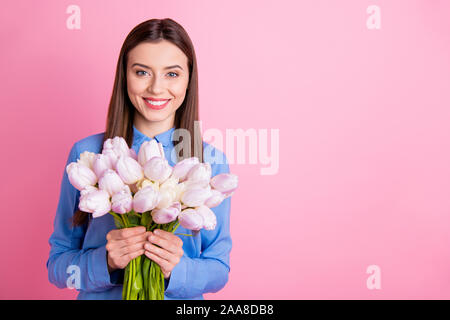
[143,97,171,110]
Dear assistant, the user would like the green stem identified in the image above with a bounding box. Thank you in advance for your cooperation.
[122,213,132,299]
[171,220,180,233]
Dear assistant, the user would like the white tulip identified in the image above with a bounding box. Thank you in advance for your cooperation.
[151,202,181,224]
[93,153,114,178]
[156,179,178,209]
[98,169,125,197]
[143,156,172,183]
[178,208,204,231]
[174,182,188,203]
[79,186,111,218]
[171,157,199,181]
[111,185,133,214]
[77,151,96,171]
[204,189,226,208]
[66,162,98,191]
[116,156,144,184]
[181,187,212,207]
[138,179,160,192]
[137,139,165,166]
[186,162,211,184]
[210,173,239,197]
[195,205,217,230]
[133,185,160,213]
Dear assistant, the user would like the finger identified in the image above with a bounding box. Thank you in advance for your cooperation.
[106,229,123,241]
[118,240,147,257]
[124,248,145,264]
[117,231,151,249]
[152,229,173,240]
[153,230,183,247]
[144,250,172,274]
[144,242,177,264]
[148,233,182,255]
[119,226,147,239]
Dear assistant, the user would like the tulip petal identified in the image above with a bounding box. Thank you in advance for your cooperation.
[178,208,204,231]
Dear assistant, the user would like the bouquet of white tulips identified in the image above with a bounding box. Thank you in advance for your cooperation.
[65,136,238,300]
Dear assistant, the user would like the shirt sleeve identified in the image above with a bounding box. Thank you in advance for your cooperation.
[46,142,122,293]
[164,151,233,298]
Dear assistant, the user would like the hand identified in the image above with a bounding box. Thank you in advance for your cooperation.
[144,229,184,279]
[105,226,150,272]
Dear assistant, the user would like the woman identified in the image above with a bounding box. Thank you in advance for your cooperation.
[46,18,232,300]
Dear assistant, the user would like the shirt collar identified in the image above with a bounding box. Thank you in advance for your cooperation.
[132,124,176,148]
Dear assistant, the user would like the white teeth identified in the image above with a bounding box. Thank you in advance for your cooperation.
[145,99,169,106]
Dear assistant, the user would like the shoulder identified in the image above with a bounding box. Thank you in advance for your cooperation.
[69,132,105,160]
[202,141,230,175]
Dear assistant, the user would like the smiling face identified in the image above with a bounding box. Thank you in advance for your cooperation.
[126,40,190,136]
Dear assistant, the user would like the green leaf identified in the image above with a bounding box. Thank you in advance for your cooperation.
[127,214,140,226]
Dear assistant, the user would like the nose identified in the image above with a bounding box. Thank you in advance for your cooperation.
[148,75,164,94]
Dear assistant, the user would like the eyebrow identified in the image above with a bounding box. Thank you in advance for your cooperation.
[131,63,184,71]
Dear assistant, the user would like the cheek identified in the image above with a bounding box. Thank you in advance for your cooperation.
[170,81,189,100]
[127,76,147,97]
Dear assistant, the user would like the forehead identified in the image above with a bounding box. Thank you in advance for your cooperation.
[127,40,188,69]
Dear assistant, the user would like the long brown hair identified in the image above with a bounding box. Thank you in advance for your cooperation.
[72,18,203,227]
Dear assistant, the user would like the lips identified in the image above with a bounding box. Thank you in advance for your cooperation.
[142,97,171,110]
[144,97,170,101]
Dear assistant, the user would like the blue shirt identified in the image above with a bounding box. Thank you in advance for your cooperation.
[46,125,232,300]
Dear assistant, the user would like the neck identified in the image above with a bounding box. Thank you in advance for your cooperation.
[133,113,175,138]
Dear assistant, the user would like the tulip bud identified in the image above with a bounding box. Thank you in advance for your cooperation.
[186,163,211,184]
[137,178,160,192]
[66,162,98,191]
[143,156,172,183]
[129,148,138,161]
[79,186,111,218]
[98,169,125,197]
[133,185,160,213]
[102,148,119,168]
[184,179,211,190]
[181,187,212,207]
[77,151,96,171]
[103,136,131,159]
[160,176,179,188]
[138,139,165,166]
[178,208,204,231]
[171,157,199,181]
[111,185,133,214]
[195,205,217,230]
[116,156,144,184]
[151,202,181,224]
[204,189,226,208]
[210,173,238,197]
[155,177,179,209]
[92,153,114,178]
[174,182,187,203]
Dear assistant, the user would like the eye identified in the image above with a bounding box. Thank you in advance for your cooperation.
[136,70,148,76]
[168,72,179,77]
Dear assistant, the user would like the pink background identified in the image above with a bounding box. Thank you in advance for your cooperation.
[1,0,450,299]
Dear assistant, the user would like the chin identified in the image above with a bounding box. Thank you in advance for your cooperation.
[142,111,172,123]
